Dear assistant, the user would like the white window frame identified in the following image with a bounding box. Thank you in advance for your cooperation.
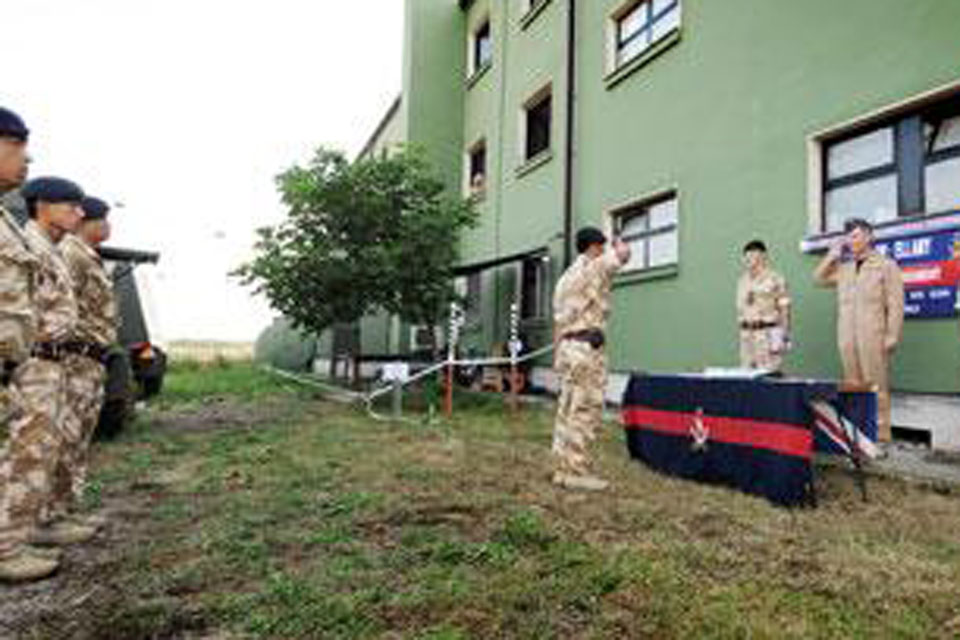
[518,83,553,165]
[463,137,487,199]
[610,190,680,274]
[467,15,493,79]
[606,0,682,75]
[806,79,960,237]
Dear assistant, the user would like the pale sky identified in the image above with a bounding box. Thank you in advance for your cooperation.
[1,0,404,342]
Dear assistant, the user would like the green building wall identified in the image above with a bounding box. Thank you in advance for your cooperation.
[387,0,960,393]
[573,0,960,392]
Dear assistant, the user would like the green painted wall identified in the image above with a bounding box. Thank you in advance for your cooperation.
[403,0,467,194]
[398,0,960,393]
[574,0,960,392]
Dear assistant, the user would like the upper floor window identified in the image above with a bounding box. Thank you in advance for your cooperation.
[821,96,960,232]
[613,0,681,70]
[472,20,492,76]
[523,87,552,162]
[467,138,487,198]
[613,193,679,272]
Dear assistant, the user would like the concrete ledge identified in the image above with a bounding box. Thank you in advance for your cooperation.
[893,393,960,452]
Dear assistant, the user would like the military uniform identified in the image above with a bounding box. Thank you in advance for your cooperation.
[0,217,78,556]
[551,249,622,480]
[815,249,904,442]
[53,232,116,516]
[736,268,790,371]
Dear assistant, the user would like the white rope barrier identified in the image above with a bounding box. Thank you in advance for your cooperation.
[261,343,555,423]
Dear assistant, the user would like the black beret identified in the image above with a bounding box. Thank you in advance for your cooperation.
[576,226,607,253]
[743,239,767,254]
[844,217,873,234]
[21,177,85,204]
[81,196,110,221]
[0,107,29,142]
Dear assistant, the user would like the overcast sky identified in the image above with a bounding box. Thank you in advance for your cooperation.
[1,0,404,342]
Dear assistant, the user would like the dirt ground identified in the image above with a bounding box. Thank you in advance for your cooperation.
[3,382,960,639]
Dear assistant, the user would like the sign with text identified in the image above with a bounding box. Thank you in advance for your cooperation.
[875,229,960,319]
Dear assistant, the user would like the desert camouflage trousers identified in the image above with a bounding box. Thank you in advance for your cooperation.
[552,340,607,476]
[739,328,784,372]
[0,359,66,557]
[50,355,105,518]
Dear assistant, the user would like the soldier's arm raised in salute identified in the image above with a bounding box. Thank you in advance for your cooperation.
[813,239,844,287]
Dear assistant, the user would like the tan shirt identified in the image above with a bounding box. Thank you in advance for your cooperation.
[814,250,904,350]
[0,206,38,361]
[23,220,77,343]
[553,250,623,335]
[736,268,790,325]
[61,234,118,345]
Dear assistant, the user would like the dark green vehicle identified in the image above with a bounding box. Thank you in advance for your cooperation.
[96,246,167,438]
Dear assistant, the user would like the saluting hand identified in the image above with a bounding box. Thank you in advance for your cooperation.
[613,237,631,264]
[826,238,846,263]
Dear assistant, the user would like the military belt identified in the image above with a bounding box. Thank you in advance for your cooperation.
[563,328,605,349]
[739,321,779,331]
[1,360,18,386]
[32,341,108,362]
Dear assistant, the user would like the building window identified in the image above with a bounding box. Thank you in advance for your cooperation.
[471,20,492,77]
[468,139,486,197]
[613,193,679,272]
[523,88,552,162]
[613,0,681,70]
[519,256,548,320]
[455,272,483,321]
[821,97,960,232]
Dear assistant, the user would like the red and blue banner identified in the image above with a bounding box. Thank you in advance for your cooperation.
[621,375,875,507]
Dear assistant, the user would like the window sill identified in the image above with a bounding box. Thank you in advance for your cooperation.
[604,29,681,91]
[613,263,679,287]
[466,188,487,204]
[466,63,492,91]
[520,0,552,31]
[520,317,549,329]
[515,150,553,178]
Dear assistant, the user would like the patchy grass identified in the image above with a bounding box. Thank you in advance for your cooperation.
[5,362,960,639]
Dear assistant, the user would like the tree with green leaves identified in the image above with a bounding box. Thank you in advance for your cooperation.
[235,146,477,361]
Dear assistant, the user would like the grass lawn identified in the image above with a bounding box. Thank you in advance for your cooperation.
[6,362,960,639]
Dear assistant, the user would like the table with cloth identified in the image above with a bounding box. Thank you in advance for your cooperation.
[620,374,877,506]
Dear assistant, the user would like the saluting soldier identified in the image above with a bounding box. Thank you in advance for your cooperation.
[0,177,92,583]
[50,196,116,528]
[736,240,791,372]
[814,218,904,444]
[551,226,630,491]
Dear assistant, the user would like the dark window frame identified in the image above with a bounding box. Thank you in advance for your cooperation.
[469,142,486,184]
[473,20,492,74]
[821,98,960,231]
[613,193,679,272]
[615,0,680,68]
[524,91,552,161]
[519,255,549,320]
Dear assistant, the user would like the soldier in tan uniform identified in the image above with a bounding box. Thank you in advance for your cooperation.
[0,176,91,582]
[0,108,65,582]
[551,226,630,491]
[736,240,791,372]
[814,218,904,443]
[52,196,117,524]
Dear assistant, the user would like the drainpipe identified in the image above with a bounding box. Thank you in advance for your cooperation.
[562,0,577,267]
